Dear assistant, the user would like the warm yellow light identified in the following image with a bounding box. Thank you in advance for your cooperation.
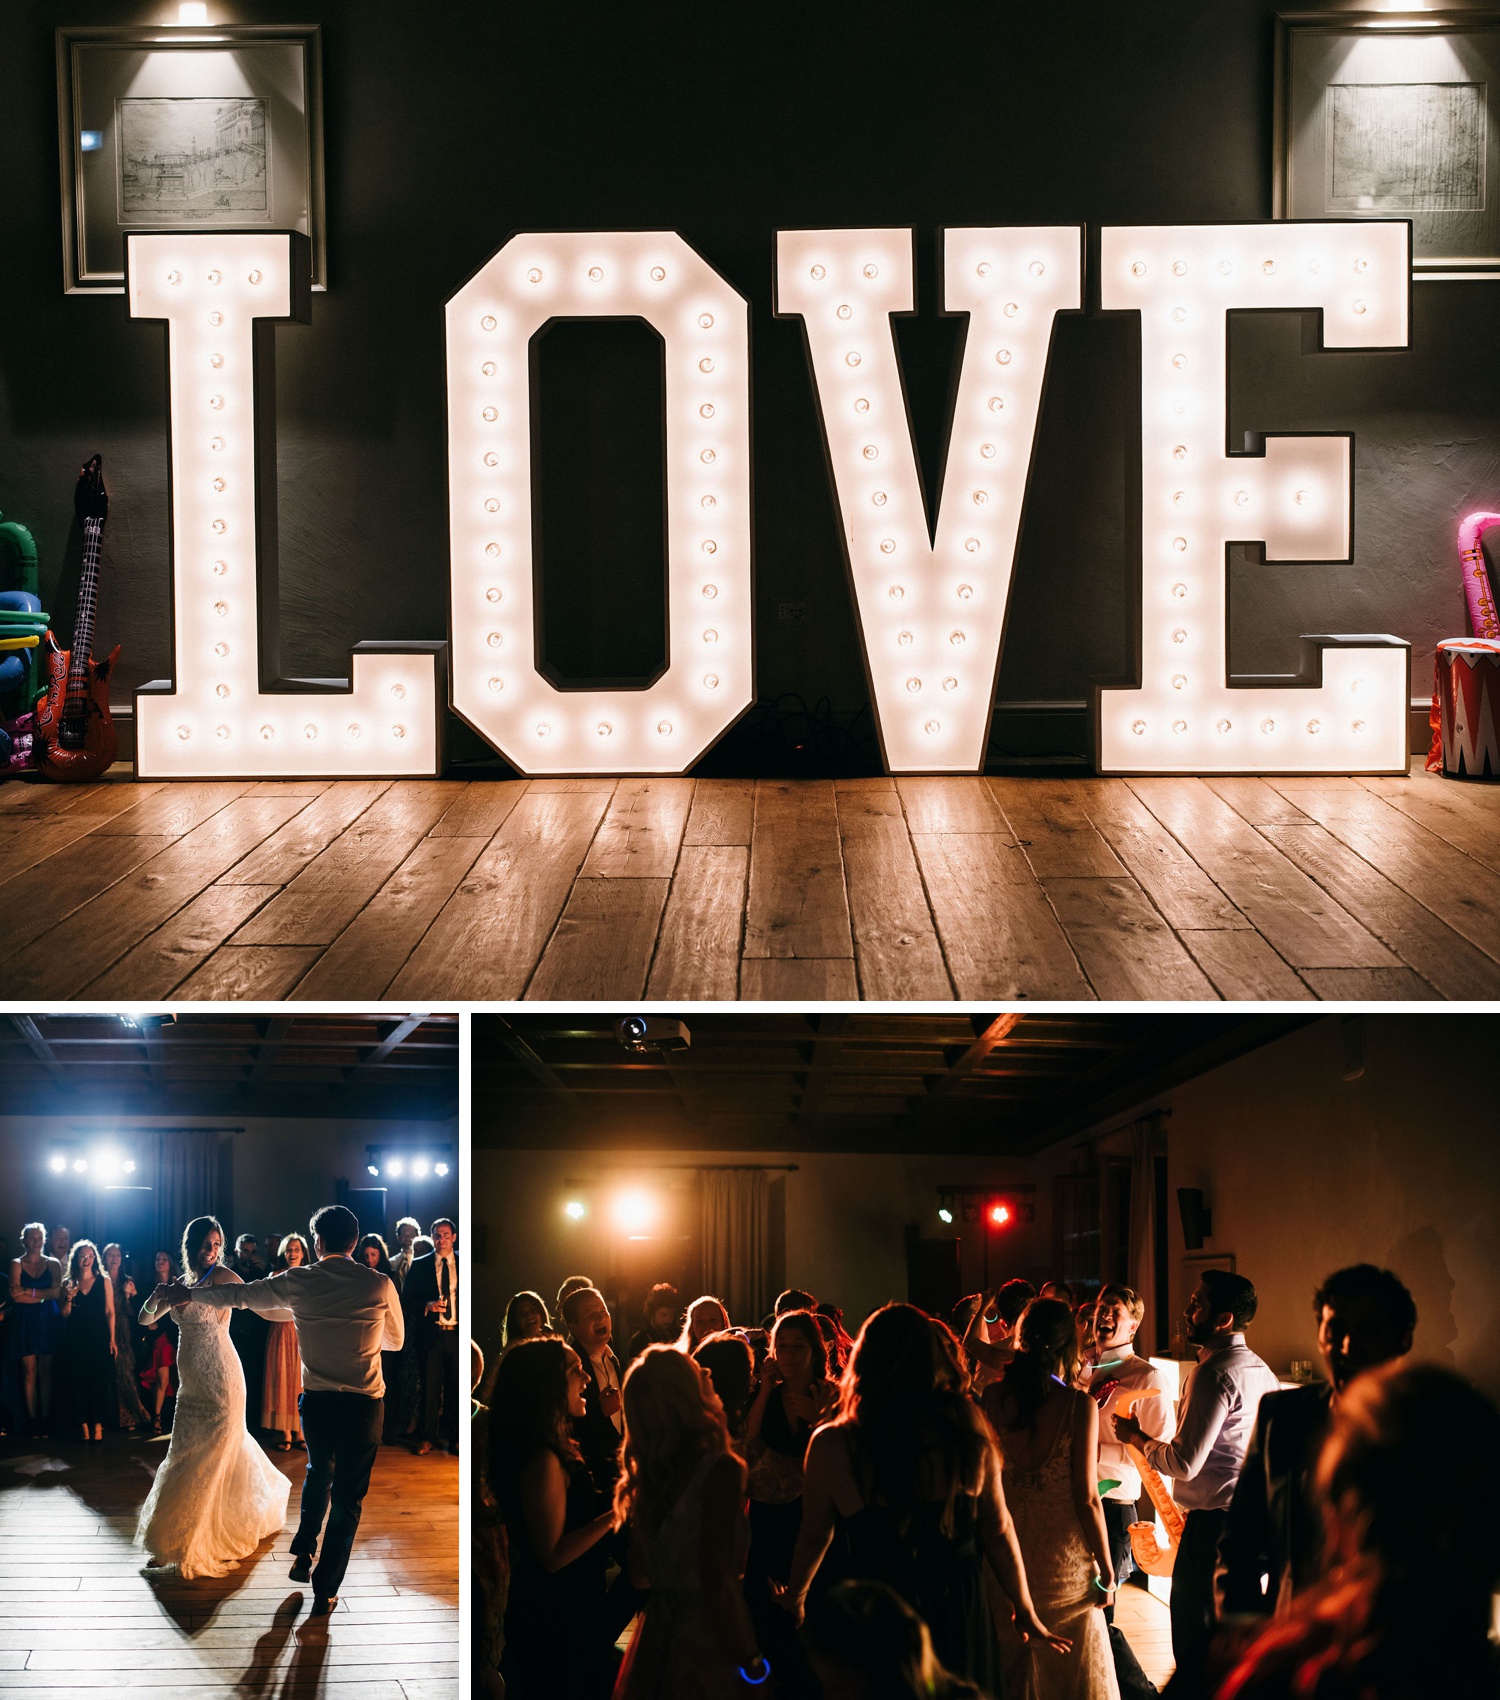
[1097,221,1411,775]
[447,233,752,774]
[777,227,1083,773]
[126,232,443,779]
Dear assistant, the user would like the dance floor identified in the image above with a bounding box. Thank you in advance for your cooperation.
[1114,1585,1174,1687]
[0,1433,457,1697]
[1,767,1499,1001]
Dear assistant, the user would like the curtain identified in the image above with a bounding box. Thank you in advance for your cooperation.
[154,1128,220,1263]
[700,1169,769,1327]
[1127,1117,1163,1358]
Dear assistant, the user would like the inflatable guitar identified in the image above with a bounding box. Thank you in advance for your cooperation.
[34,454,120,781]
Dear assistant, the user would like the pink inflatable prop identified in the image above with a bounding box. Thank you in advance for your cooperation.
[1429,517,1500,773]
[1457,512,1500,640]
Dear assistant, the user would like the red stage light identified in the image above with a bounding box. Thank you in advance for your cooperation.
[989,1203,1011,1227]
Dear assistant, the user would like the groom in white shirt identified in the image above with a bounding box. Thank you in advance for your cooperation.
[167,1203,405,1613]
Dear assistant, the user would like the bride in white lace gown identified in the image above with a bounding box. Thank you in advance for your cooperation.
[982,1298,1120,1700]
[136,1218,290,1579]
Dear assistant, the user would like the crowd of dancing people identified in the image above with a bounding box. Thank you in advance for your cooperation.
[473,1265,1500,1700]
[2,1215,463,1458]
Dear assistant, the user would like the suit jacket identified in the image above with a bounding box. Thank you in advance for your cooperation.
[574,1343,626,1488]
[401,1250,459,1345]
[1216,1380,1333,1617]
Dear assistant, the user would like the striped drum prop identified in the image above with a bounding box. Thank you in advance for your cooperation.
[1429,639,1500,778]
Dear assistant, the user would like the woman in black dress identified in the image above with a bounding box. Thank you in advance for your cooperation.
[101,1243,150,1431]
[488,1335,617,1700]
[57,1240,116,1442]
[783,1302,1069,1692]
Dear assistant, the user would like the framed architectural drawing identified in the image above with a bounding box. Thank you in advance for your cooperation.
[1274,10,1500,278]
[56,23,325,293]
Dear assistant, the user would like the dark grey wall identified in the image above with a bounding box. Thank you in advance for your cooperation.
[2,0,1496,772]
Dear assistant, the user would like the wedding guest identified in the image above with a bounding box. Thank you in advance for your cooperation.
[229,1232,270,1428]
[403,1218,460,1455]
[1041,1280,1078,1308]
[502,1290,552,1350]
[138,1248,180,1432]
[775,1289,818,1316]
[815,1302,854,1376]
[47,1224,72,1268]
[627,1282,680,1362]
[58,1240,116,1443]
[355,1236,407,1441]
[1113,1271,1277,1697]
[356,1233,395,1280]
[262,1233,310,1451]
[7,1222,63,1437]
[556,1273,595,1317]
[785,1303,1068,1691]
[559,1285,626,1487]
[982,1297,1116,1699]
[612,1345,764,1697]
[1086,1284,1173,1700]
[693,1329,754,1439]
[1215,1363,1500,1700]
[489,1336,616,1699]
[101,1243,151,1431]
[673,1294,730,1353]
[959,1278,1036,1377]
[744,1310,837,1687]
[390,1216,422,1287]
[803,1580,988,1700]
[1217,1264,1415,1623]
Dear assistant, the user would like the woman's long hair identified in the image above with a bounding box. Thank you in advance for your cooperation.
[354,1233,393,1278]
[614,1343,734,1537]
[772,1308,829,1382]
[838,1303,989,1536]
[487,1337,584,1526]
[276,1233,312,1271]
[1219,1362,1500,1699]
[180,1215,223,1282]
[673,1294,730,1352]
[990,1297,1079,1436]
[804,1580,983,1700]
[64,1239,102,1286]
[502,1289,552,1348]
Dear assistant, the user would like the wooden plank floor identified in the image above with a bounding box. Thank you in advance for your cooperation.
[1,767,1498,1000]
[0,1431,457,1697]
[1114,1583,1174,1688]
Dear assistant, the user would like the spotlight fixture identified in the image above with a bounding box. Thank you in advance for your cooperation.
[48,1154,66,1174]
[364,1143,456,1183]
[938,1208,953,1225]
[936,1184,1037,1228]
[434,1162,450,1177]
[72,1158,88,1173]
[989,1203,1012,1227]
[387,1158,405,1178]
[564,1200,587,1221]
[367,1163,380,1177]
[611,1188,658,1234]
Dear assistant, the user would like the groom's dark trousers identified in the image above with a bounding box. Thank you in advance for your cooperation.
[294,1390,383,1598]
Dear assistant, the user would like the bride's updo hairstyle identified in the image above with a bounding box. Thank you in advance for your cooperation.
[993,1297,1080,1436]
[180,1215,224,1281]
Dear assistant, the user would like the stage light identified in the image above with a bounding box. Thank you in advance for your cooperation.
[938,1207,954,1225]
[126,232,443,779]
[611,1188,658,1234]
[446,231,753,774]
[435,1161,450,1177]
[123,1160,136,1174]
[412,1158,430,1178]
[1096,221,1411,775]
[564,1200,587,1221]
[72,1158,88,1174]
[777,226,1083,773]
[989,1203,1011,1227]
[93,1151,122,1181]
[48,1154,66,1174]
[387,1158,405,1178]
[367,1163,380,1177]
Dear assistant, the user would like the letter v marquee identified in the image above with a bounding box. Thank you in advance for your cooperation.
[1096,221,1411,776]
[777,227,1083,774]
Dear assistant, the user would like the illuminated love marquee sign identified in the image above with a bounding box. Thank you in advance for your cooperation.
[125,220,1412,781]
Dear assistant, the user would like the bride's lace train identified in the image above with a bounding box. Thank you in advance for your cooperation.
[136,1300,290,1579]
